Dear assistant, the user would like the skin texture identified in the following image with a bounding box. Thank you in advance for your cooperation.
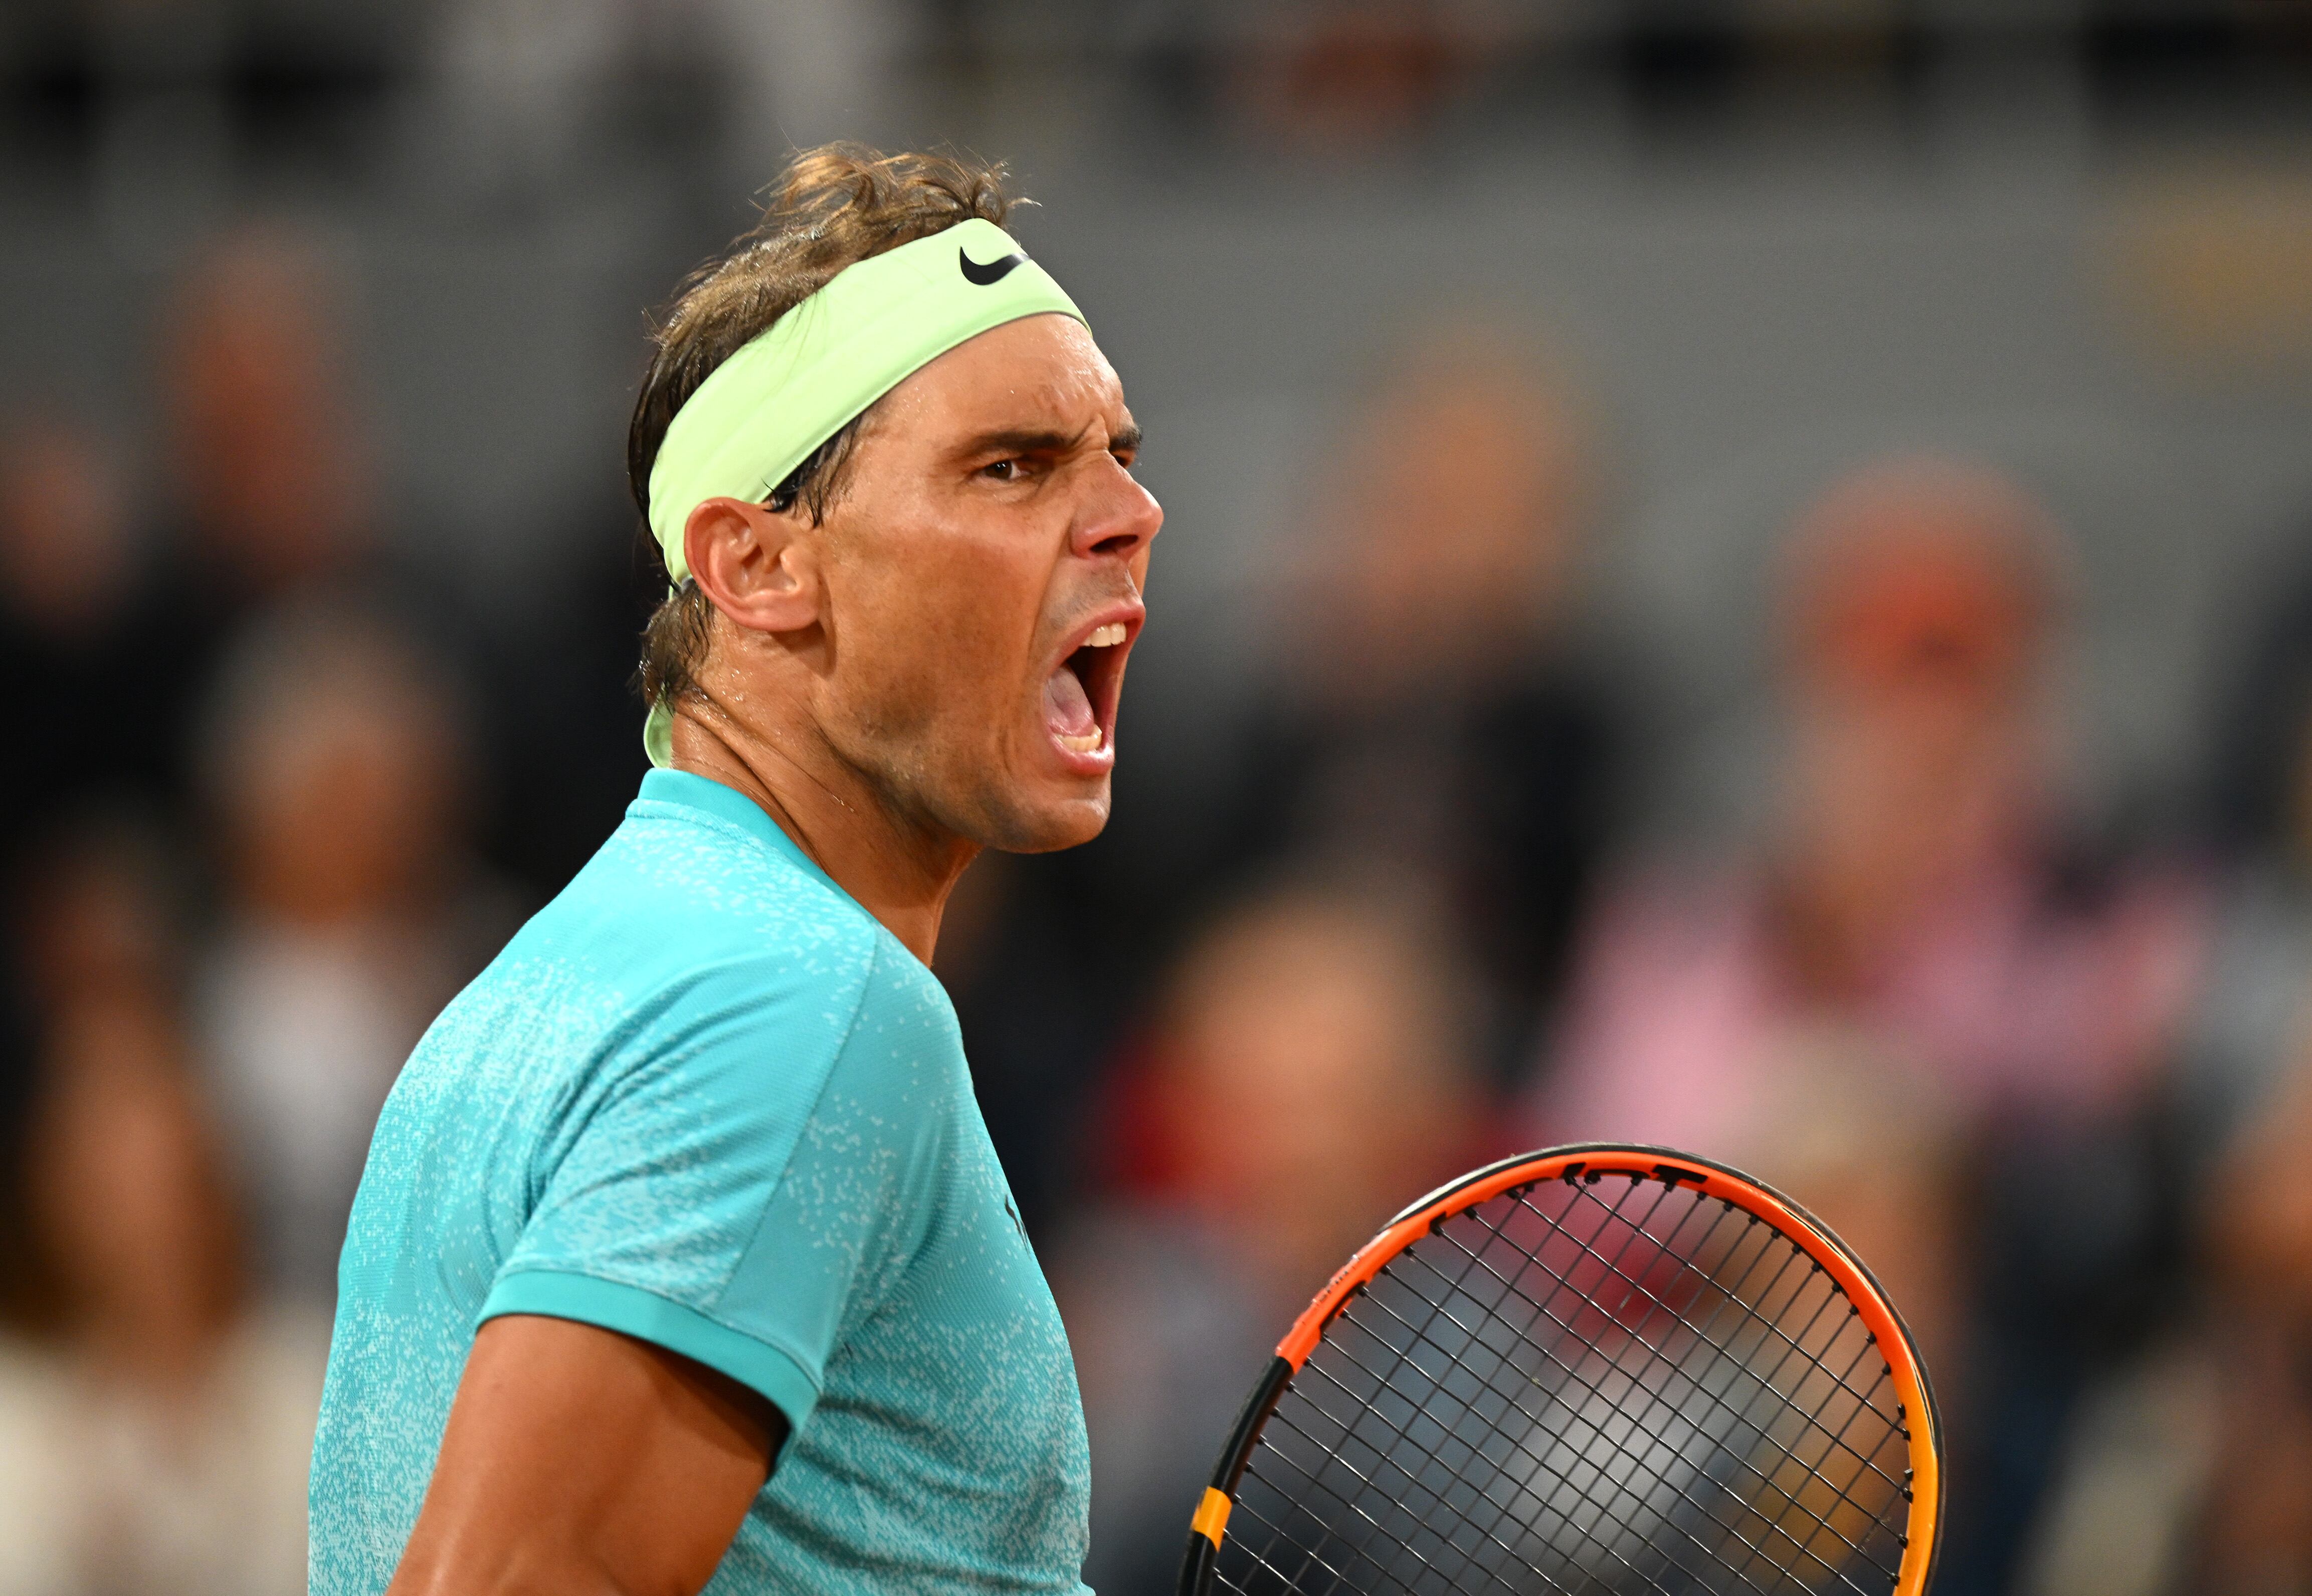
[386,1317,786,1596]
[673,310,1160,961]
[389,311,1159,1594]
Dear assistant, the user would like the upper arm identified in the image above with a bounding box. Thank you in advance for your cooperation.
[406,944,955,1589]
[402,944,953,1587]
[387,1314,787,1596]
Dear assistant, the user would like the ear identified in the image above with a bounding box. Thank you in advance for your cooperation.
[682,496,822,636]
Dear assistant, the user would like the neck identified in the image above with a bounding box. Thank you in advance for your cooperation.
[667,697,976,965]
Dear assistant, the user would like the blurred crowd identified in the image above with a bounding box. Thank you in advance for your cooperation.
[1035,382,2312,1596]
[6,5,2312,1591]
[10,227,2312,1596]
[0,231,540,1594]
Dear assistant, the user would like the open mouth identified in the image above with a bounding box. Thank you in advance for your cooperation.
[1044,620,1131,759]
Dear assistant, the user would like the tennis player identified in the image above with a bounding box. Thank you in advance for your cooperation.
[307,147,1159,1594]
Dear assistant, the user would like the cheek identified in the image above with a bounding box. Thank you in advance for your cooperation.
[842,538,1047,733]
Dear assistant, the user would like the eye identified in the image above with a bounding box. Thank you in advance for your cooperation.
[982,459,1019,481]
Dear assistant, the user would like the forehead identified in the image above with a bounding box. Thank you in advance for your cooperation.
[875,313,1124,434]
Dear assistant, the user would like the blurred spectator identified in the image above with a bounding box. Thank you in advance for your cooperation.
[2020,1002,2312,1596]
[137,230,487,814]
[192,599,518,1305]
[1055,881,1483,1596]
[1535,457,2197,1144]
[1528,455,2206,1593]
[8,815,182,1028]
[2155,1036,2312,1595]
[138,226,626,903]
[1223,2,1480,150]
[0,413,151,1149]
[159,231,372,640]
[0,416,158,840]
[935,841,1147,1235]
[2057,518,2312,1592]
[0,823,321,1596]
[1201,326,1629,1087]
[1,810,184,1146]
[2181,536,2312,1167]
[1707,1023,1971,1411]
[416,0,918,200]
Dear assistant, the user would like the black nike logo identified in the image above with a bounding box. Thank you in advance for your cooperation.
[958,245,1026,286]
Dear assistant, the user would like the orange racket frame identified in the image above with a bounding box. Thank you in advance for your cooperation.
[1176,1143,1944,1596]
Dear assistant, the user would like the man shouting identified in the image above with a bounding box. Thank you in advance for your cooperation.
[310,145,1161,1595]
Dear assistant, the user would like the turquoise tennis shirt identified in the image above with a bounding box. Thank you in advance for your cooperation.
[309,769,1093,1593]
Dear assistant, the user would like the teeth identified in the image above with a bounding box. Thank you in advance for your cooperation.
[1057,730,1103,753]
[1086,623,1127,647]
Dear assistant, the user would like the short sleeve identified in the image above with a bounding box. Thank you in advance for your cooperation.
[476,940,954,1453]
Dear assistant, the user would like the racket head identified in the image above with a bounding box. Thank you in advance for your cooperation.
[1176,1143,1943,1596]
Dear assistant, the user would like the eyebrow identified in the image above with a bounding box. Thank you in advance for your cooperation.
[957,423,1145,460]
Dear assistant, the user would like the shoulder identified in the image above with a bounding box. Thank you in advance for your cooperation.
[587,795,887,963]
[394,795,904,1147]
[481,795,891,1034]
[532,799,965,1114]
[579,917,958,1149]
[844,931,961,1041]
[813,933,969,1132]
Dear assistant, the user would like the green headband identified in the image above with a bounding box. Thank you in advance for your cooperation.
[641,218,1085,766]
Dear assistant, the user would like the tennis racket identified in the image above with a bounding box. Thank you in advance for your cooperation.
[1176,1143,1942,1596]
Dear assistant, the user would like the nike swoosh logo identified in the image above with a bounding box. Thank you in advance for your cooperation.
[958,246,1027,286]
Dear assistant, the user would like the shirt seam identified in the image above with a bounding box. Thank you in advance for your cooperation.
[518,942,873,1220]
[631,795,943,982]
[486,1264,828,1400]
[627,797,869,928]
[704,933,886,1323]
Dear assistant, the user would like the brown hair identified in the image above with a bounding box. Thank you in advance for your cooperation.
[628,145,1020,712]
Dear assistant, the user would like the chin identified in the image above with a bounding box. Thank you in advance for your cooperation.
[974,781,1112,854]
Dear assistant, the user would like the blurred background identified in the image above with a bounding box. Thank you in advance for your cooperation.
[4,1,2312,1591]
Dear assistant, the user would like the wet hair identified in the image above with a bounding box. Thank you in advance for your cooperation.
[629,145,1019,712]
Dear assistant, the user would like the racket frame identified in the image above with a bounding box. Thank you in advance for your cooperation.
[1176,1142,1944,1596]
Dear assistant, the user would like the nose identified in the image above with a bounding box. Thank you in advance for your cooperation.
[1070,455,1163,564]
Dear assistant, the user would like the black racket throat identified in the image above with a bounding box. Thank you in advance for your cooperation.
[1179,1355,1295,1596]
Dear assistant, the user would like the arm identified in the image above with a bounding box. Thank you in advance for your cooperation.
[387,1314,787,1596]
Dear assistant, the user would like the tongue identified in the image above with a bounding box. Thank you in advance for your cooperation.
[1044,664,1096,738]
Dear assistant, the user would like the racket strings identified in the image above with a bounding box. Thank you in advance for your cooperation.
[1228,1263,1701,1594]
[1457,1177,1909,1588]
[1283,1263,1701,1596]
[1425,1196,1898,1584]
[1338,1195,1879,1596]
[1387,1175,1895,1582]
[1213,1174,1912,1596]
[1265,1236,1671,1595]
[1287,1320,1723,1596]
[1479,1183,1911,1518]
[1227,1277,1686,1595]
[1226,1243,1884,1596]
[1236,1340,1635,1596]
[1305,1226,1812,1596]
